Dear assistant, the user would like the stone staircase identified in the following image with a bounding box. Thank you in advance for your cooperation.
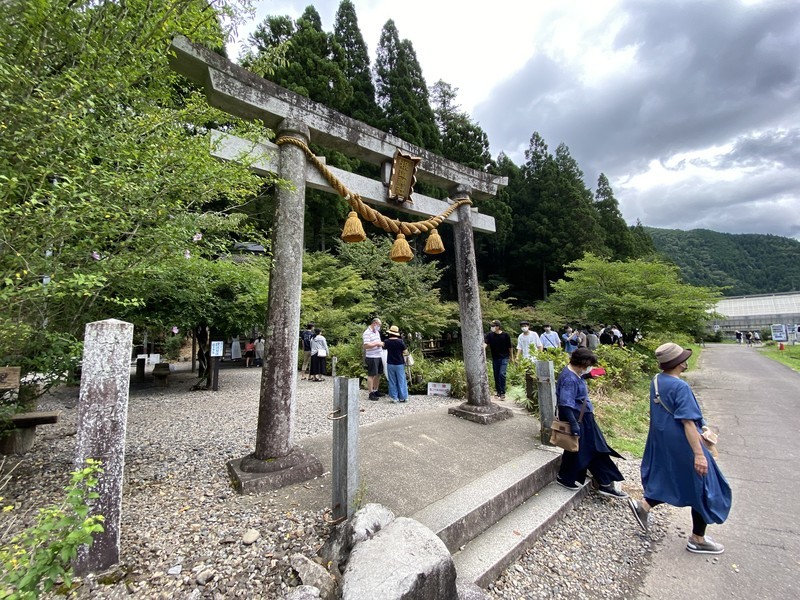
[412,448,588,587]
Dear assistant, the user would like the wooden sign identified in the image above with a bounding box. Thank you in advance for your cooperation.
[0,367,21,391]
[388,149,422,204]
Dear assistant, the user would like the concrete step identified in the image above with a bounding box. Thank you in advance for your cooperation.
[412,449,562,553]
[452,481,589,587]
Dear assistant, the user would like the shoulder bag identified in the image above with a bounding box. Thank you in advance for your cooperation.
[549,397,588,452]
[653,375,718,458]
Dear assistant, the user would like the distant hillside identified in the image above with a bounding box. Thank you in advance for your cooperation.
[645,228,800,296]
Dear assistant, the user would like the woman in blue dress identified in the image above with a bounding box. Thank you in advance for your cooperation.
[628,343,732,554]
[555,348,627,499]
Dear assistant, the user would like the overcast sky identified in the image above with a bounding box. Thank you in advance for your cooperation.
[230,0,800,240]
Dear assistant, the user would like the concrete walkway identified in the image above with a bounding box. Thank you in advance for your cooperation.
[638,343,800,599]
[266,399,553,517]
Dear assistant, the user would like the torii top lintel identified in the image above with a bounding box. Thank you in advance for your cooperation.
[168,35,507,201]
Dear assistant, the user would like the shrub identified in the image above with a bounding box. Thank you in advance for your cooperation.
[0,460,105,598]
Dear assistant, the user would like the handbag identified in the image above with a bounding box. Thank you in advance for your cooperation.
[317,349,327,358]
[404,353,415,366]
[549,397,588,452]
[653,375,718,458]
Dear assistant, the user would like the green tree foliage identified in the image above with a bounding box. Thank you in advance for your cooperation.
[431,80,493,171]
[333,0,382,127]
[501,133,605,301]
[248,7,351,111]
[300,251,372,342]
[594,173,637,260]
[646,227,800,295]
[0,0,267,384]
[543,253,722,337]
[336,237,458,337]
[374,20,440,152]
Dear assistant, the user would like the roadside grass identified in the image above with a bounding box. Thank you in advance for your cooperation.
[592,343,703,459]
[757,342,800,372]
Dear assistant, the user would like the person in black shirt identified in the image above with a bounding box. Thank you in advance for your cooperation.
[484,319,514,399]
[300,323,314,380]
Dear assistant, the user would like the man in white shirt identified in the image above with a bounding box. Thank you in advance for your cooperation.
[362,318,385,401]
[540,324,561,350]
[516,321,542,360]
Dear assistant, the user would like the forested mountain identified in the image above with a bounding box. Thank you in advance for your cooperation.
[646,228,800,295]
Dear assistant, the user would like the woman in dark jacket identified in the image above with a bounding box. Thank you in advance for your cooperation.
[555,348,626,498]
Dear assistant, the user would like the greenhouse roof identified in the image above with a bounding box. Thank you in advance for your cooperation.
[715,292,800,317]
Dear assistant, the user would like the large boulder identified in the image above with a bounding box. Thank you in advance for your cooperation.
[319,503,395,566]
[341,517,457,600]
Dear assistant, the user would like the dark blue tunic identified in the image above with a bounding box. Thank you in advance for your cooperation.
[556,368,623,484]
[641,374,732,524]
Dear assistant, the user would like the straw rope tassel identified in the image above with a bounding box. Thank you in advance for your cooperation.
[274,136,473,259]
[390,233,414,262]
[424,228,445,254]
[341,211,366,242]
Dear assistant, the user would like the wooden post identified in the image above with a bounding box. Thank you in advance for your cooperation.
[536,360,557,444]
[74,319,133,574]
[332,377,360,521]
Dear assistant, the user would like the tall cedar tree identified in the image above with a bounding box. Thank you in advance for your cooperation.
[374,20,440,152]
[248,7,356,251]
[430,80,497,297]
[333,0,382,128]
[594,173,637,260]
[505,133,605,301]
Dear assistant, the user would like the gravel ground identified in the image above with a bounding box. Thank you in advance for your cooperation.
[1,363,667,599]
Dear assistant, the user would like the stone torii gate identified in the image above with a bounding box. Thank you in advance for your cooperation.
[168,36,511,493]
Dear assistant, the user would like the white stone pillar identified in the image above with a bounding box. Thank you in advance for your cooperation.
[74,318,133,574]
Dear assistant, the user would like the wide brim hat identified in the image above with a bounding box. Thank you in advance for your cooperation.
[655,342,692,370]
[386,325,401,337]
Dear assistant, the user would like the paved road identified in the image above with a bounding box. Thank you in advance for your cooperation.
[639,343,800,599]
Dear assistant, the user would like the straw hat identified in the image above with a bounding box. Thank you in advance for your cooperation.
[386,325,401,337]
[655,342,692,370]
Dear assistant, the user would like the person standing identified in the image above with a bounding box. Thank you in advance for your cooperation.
[362,318,385,400]
[309,328,329,382]
[383,325,409,403]
[244,338,255,368]
[586,328,600,350]
[300,323,314,380]
[562,326,581,355]
[254,335,265,367]
[627,343,732,554]
[230,336,242,362]
[555,348,627,498]
[484,320,514,399]
[540,324,561,350]
[516,321,542,360]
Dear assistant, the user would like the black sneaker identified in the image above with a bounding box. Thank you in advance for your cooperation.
[556,477,581,491]
[368,392,379,401]
[597,484,628,499]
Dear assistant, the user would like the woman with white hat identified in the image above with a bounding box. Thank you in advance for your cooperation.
[628,342,732,554]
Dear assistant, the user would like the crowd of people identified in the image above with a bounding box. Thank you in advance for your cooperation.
[734,330,761,346]
[482,320,628,399]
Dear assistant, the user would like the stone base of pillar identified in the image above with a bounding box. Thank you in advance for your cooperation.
[448,402,513,425]
[227,448,324,494]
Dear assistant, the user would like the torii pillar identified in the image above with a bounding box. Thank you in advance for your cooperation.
[449,186,511,423]
[227,120,323,493]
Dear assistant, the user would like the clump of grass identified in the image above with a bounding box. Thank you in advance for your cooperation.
[592,382,651,458]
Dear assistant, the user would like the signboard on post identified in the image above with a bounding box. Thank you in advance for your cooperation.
[427,382,451,396]
[0,367,21,392]
[210,341,224,357]
[771,324,788,342]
